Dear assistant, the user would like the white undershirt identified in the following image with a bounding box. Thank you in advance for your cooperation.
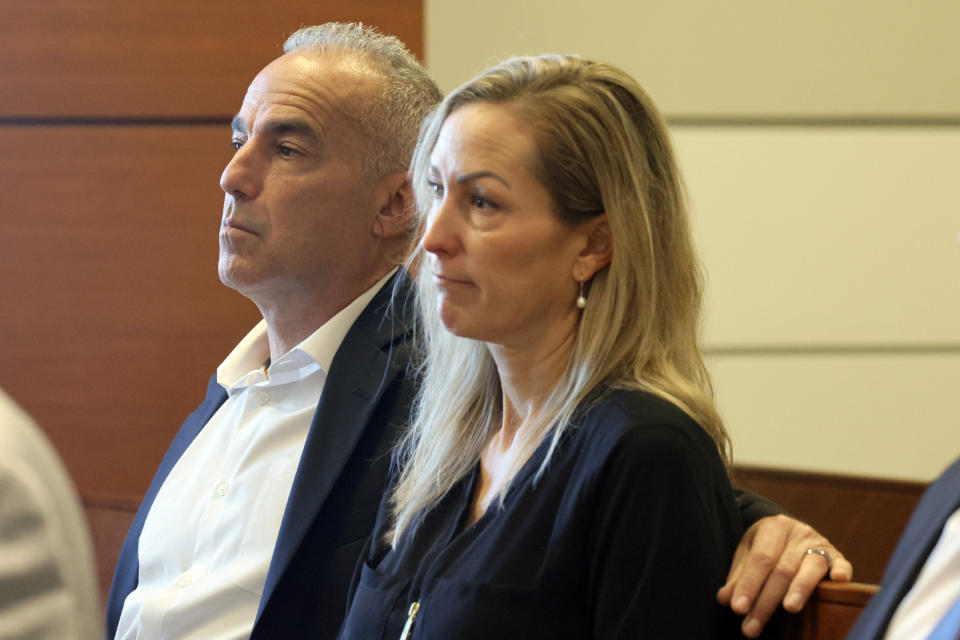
[115,270,395,640]
[884,506,960,640]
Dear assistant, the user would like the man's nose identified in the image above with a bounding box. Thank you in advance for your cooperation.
[219,143,261,200]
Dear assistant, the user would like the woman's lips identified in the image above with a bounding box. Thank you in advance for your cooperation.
[432,272,471,286]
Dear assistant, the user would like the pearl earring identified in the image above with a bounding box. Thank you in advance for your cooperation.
[576,280,587,309]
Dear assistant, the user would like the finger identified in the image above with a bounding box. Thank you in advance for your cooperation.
[716,545,748,606]
[726,519,790,616]
[782,552,832,612]
[716,577,735,606]
[739,557,798,638]
[829,554,854,581]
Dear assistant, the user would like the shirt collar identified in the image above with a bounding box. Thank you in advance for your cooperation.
[216,268,398,392]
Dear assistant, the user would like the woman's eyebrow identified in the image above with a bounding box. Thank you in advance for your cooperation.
[456,170,510,188]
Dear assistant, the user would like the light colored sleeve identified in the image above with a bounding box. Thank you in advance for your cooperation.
[0,390,101,640]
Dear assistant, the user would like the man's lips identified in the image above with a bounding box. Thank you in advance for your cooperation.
[222,219,258,235]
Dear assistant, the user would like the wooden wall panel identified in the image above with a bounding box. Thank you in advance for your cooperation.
[0,4,426,498]
[0,1,424,118]
[0,126,260,496]
[0,7,425,603]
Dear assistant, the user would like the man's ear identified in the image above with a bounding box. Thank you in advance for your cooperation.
[573,214,613,281]
[373,171,417,240]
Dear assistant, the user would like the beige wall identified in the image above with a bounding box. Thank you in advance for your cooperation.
[426,0,960,481]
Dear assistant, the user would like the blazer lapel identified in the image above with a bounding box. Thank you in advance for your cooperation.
[257,272,414,614]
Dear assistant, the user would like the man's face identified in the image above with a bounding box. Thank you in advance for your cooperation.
[218,52,385,305]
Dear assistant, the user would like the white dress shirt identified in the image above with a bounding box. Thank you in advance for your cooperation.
[116,270,394,640]
[884,507,960,639]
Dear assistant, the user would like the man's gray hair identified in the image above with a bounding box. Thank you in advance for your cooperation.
[284,23,442,181]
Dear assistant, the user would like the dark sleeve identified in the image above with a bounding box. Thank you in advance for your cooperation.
[733,487,789,527]
[587,424,743,639]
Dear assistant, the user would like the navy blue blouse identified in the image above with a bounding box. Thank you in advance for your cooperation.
[338,389,743,639]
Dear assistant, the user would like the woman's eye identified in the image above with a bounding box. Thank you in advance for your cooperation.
[427,180,443,197]
[471,195,494,210]
[231,139,244,150]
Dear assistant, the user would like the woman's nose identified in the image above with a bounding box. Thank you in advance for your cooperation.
[421,197,461,257]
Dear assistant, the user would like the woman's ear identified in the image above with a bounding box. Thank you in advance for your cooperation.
[573,214,612,281]
[373,171,417,240]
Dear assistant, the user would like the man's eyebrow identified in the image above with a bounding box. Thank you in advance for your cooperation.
[456,170,511,189]
[230,116,321,143]
[263,118,321,143]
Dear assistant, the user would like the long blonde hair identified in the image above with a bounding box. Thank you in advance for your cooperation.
[390,54,729,542]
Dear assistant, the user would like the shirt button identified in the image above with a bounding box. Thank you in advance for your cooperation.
[176,573,192,588]
[257,391,271,405]
[215,482,229,498]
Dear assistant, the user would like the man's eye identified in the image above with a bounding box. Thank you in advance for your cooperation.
[278,145,298,158]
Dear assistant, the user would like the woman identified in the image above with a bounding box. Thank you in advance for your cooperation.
[339,54,743,639]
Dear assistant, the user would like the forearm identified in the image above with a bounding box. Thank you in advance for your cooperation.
[733,487,790,528]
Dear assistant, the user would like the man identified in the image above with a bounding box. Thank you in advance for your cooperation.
[105,23,848,640]
[0,388,100,639]
[106,23,435,640]
[847,456,960,639]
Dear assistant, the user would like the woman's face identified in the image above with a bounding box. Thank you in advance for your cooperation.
[422,102,592,349]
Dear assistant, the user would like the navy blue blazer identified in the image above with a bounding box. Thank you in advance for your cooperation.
[104,272,417,640]
[847,456,960,639]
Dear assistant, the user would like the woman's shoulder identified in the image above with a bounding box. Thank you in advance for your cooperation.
[569,387,721,469]
[578,387,704,436]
